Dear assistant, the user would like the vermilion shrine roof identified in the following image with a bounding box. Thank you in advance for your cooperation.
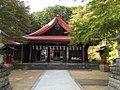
[24,15,71,42]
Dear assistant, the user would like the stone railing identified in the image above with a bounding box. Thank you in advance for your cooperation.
[0,64,11,90]
[108,59,120,90]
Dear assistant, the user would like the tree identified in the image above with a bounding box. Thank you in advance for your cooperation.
[88,0,120,41]
[69,0,120,45]
[30,5,75,33]
[69,6,92,45]
[0,0,30,43]
[69,0,120,63]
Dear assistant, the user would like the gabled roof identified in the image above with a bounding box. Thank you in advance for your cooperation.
[24,15,71,42]
[27,15,71,36]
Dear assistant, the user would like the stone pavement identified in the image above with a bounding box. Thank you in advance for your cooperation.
[31,70,84,90]
[9,70,109,90]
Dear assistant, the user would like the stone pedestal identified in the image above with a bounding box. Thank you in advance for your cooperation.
[0,64,11,90]
[108,58,120,90]
[0,55,4,64]
[99,64,109,72]
[4,64,14,70]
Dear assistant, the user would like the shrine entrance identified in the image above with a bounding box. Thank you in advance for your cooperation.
[50,49,65,61]
[31,45,83,63]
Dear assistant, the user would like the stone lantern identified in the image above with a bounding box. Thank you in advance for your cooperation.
[0,30,11,90]
[108,34,120,90]
[111,35,120,58]
[0,30,9,63]
[0,30,5,63]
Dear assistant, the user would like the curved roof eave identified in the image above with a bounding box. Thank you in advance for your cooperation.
[26,15,71,36]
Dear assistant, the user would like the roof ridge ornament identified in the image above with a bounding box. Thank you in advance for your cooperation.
[56,14,59,17]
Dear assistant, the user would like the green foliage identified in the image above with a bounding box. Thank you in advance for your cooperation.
[88,0,120,40]
[30,5,74,33]
[108,41,117,63]
[69,0,120,44]
[69,6,92,44]
[69,0,119,62]
[0,0,30,43]
[88,41,117,63]
[0,50,5,55]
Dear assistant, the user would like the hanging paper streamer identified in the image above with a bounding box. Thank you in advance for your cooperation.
[73,46,75,50]
[32,46,34,50]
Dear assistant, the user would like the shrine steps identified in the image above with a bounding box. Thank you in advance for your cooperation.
[13,63,99,70]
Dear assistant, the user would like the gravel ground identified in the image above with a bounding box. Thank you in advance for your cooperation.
[9,70,109,90]
[9,70,43,90]
[69,70,109,90]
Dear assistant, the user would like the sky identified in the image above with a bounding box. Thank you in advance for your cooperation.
[20,0,90,13]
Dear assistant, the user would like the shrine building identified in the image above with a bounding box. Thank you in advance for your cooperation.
[12,15,90,64]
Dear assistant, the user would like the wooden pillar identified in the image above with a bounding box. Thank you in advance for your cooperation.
[84,46,89,62]
[29,45,32,63]
[69,48,71,61]
[76,47,78,60]
[82,45,85,63]
[64,47,66,62]
[33,46,37,62]
[20,45,23,63]
[66,46,69,62]
[46,46,50,62]
[68,47,70,61]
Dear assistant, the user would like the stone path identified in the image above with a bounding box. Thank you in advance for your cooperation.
[31,70,83,90]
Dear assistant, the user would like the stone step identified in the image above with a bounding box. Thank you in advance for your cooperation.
[13,63,91,70]
[77,79,108,86]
